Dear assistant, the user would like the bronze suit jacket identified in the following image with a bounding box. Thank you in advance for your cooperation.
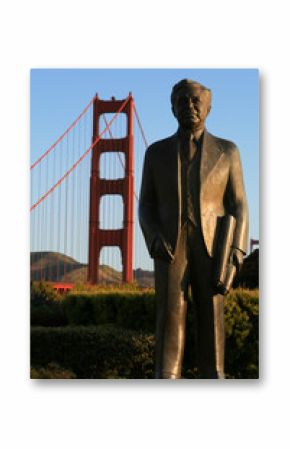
[139,130,249,259]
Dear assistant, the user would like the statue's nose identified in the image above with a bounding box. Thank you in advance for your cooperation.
[187,97,194,109]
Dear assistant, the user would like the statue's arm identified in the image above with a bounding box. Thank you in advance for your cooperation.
[138,148,161,256]
[139,145,175,262]
[227,146,249,269]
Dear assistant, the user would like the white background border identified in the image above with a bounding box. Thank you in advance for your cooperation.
[1,1,289,448]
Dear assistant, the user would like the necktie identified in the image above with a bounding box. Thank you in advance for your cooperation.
[187,137,197,161]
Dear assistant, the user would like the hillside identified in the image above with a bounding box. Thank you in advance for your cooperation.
[31,249,258,289]
[30,251,154,287]
[31,252,87,282]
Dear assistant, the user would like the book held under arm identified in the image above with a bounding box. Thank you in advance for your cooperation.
[214,215,237,295]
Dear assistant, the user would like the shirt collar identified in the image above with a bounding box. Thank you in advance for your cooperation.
[177,128,205,146]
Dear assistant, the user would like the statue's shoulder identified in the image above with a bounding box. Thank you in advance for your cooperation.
[208,132,239,156]
[146,134,176,159]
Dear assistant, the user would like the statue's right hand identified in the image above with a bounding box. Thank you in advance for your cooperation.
[151,235,174,262]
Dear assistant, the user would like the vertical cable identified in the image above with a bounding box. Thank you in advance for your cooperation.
[51,144,56,281]
[71,113,76,264]
[64,133,69,282]
[57,140,62,282]
[45,147,50,281]
[38,163,42,281]
[77,110,82,264]
[31,170,36,279]
[41,163,46,281]
[83,108,88,266]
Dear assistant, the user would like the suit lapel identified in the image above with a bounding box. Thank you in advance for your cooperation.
[169,130,224,234]
[200,130,223,187]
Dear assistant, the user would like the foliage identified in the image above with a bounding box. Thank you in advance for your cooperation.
[224,289,259,378]
[234,249,259,289]
[31,287,156,330]
[31,281,59,303]
[63,291,156,331]
[31,326,154,379]
[31,362,76,379]
[71,281,146,293]
[30,282,67,326]
[30,287,259,379]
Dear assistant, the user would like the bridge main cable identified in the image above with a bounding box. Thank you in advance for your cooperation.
[30,95,97,170]
[30,96,130,212]
[133,104,149,149]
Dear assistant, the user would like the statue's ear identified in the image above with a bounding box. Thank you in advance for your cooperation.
[171,105,176,117]
[207,104,211,115]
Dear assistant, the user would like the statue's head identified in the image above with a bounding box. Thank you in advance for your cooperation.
[171,79,212,134]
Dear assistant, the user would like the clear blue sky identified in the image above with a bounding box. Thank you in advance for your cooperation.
[31,68,259,261]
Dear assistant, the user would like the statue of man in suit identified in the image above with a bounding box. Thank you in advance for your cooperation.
[139,79,248,379]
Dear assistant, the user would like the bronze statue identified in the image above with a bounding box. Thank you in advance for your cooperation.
[139,79,248,379]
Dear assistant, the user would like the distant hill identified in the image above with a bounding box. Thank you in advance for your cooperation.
[31,249,258,290]
[30,252,154,287]
[134,268,155,288]
[31,252,87,282]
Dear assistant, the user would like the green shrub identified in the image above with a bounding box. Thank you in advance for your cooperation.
[63,291,156,331]
[30,281,67,326]
[72,282,142,293]
[31,362,76,379]
[31,281,59,303]
[31,326,154,379]
[30,288,258,378]
[224,289,259,378]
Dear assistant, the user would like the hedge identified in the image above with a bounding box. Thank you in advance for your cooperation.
[31,326,155,379]
[31,287,258,378]
[31,362,76,379]
[30,282,67,327]
[224,290,259,378]
[31,324,258,379]
[63,291,156,331]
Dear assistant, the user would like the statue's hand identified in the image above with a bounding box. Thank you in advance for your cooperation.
[151,235,174,262]
[230,247,244,273]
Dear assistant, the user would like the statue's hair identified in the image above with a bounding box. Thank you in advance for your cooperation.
[171,79,212,106]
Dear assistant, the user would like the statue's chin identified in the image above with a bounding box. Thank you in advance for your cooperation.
[181,119,201,132]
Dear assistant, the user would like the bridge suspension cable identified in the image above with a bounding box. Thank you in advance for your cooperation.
[133,105,149,149]
[30,96,130,212]
[30,95,97,170]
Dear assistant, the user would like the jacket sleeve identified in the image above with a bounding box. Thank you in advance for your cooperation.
[227,146,249,254]
[138,146,160,257]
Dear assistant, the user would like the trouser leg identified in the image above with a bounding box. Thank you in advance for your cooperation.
[195,293,225,378]
[154,226,188,379]
[188,224,225,379]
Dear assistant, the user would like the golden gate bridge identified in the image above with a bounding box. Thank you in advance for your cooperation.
[30,93,152,290]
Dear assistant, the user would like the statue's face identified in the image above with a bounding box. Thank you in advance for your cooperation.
[172,84,211,132]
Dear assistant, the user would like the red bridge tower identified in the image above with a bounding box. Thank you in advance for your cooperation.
[88,95,134,284]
